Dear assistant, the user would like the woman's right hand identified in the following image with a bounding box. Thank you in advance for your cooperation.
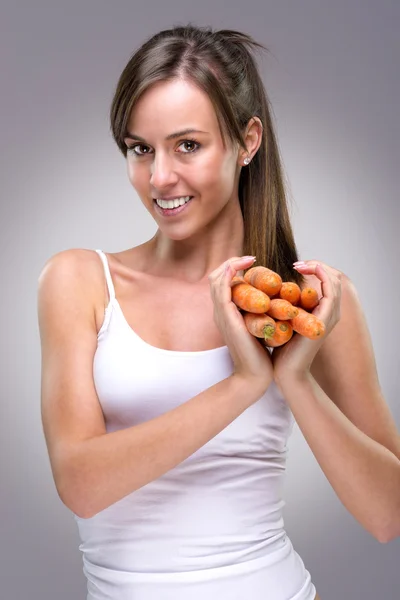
[208,256,274,396]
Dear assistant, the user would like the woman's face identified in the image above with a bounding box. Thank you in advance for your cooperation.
[124,78,242,240]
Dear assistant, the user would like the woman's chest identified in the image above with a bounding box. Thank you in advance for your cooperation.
[96,273,226,353]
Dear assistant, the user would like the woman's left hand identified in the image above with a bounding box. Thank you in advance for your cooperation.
[271,260,343,388]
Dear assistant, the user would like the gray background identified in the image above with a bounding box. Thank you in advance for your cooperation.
[1,1,399,598]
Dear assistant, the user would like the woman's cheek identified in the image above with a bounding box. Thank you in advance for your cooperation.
[126,162,142,189]
[193,155,221,188]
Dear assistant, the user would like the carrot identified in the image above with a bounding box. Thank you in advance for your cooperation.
[300,287,319,311]
[266,298,299,320]
[243,312,276,340]
[231,278,271,313]
[244,266,282,296]
[278,281,301,305]
[290,307,326,340]
[262,320,293,347]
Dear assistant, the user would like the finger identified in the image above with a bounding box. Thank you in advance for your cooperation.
[314,264,333,302]
[210,255,254,290]
[220,257,256,303]
[208,256,254,305]
[311,263,342,299]
[294,260,341,279]
[225,255,256,274]
[208,256,242,281]
[294,261,338,293]
[305,264,341,326]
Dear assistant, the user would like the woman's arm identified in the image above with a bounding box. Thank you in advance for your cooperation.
[277,371,400,544]
[64,374,258,519]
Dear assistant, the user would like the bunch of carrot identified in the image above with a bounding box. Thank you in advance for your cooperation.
[231,266,325,348]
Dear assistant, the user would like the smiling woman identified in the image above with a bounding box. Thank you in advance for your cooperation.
[36,23,320,600]
[118,75,270,253]
[37,22,399,600]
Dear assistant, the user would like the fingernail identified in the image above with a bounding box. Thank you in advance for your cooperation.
[242,255,256,261]
[293,261,306,266]
[293,264,307,270]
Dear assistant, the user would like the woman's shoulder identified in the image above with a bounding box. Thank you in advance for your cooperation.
[39,248,117,333]
[43,246,145,281]
[39,248,101,282]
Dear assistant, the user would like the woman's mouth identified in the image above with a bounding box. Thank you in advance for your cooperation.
[153,197,194,217]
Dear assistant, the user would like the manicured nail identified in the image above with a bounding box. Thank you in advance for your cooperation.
[293,260,306,266]
[242,255,256,261]
[293,264,308,270]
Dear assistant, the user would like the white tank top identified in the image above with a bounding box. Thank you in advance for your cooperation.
[73,249,317,600]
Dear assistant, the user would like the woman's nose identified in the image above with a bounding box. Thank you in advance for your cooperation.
[150,154,179,188]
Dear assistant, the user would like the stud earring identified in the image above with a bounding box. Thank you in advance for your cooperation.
[243,156,251,165]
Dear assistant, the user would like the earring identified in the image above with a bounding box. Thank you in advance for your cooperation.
[244,156,251,165]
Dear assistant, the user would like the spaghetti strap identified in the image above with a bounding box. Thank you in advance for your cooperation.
[94,249,116,303]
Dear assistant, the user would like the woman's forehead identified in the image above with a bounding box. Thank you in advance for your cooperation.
[127,80,219,135]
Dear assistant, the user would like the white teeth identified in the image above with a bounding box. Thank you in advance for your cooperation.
[156,196,192,209]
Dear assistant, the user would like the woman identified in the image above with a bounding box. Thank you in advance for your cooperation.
[37,24,400,600]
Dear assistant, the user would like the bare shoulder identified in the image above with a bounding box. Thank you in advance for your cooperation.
[38,248,109,322]
[38,248,102,282]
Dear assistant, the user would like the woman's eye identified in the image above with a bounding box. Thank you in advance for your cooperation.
[126,140,200,156]
[127,144,149,156]
[180,140,200,153]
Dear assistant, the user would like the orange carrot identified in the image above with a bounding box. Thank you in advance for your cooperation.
[243,312,276,340]
[262,320,293,347]
[266,298,299,320]
[231,278,271,313]
[244,266,282,296]
[278,281,301,305]
[290,307,326,340]
[300,287,319,311]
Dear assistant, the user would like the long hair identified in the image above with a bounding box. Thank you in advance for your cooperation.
[109,23,305,286]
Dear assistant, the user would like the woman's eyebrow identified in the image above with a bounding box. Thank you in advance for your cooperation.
[124,128,209,142]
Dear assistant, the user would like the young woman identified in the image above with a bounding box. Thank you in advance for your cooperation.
[37,24,400,600]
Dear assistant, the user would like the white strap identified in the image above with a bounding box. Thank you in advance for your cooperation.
[94,249,116,302]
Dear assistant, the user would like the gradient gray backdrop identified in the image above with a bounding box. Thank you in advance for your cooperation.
[2,1,399,598]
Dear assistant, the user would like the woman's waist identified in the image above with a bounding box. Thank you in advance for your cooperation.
[81,534,316,600]
[78,525,288,573]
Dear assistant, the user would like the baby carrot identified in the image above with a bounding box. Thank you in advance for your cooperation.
[244,266,282,296]
[262,320,293,347]
[243,312,276,340]
[231,278,271,313]
[290,307,326,340]
[278,281,301,305]
[300,287,319,311]
[266,298,299,320]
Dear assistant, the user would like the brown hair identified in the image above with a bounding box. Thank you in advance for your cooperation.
[109,23,305,286]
